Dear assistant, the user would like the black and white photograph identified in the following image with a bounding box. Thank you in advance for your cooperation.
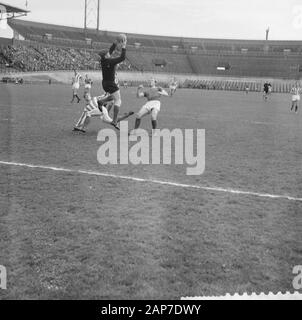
[0,0,302,303]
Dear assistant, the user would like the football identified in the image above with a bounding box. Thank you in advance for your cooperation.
[117,33,127,43]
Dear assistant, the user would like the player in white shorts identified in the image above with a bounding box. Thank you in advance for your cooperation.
[130,79,169,135]
[290,83,301,113]
[71,70,82,103]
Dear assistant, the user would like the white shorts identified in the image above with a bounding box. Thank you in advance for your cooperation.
[87,106,112,124]
[137,100,161,119]
[292,95,300,102]
[143,100,161,112]
[72,83,80,91]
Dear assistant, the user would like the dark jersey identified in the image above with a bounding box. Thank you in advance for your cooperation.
[143,87,165,101]
[100,43,126,82]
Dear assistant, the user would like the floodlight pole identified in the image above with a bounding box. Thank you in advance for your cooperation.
[84,0,87,31]
[84,0,100,32]
[266,27,270,41]
[97,0,100,31]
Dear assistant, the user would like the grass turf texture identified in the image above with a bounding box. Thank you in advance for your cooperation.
[0,83,301,299]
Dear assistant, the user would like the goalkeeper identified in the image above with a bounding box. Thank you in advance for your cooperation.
[98,34,127,129]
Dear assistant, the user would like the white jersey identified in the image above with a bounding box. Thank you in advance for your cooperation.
[170,80,178,89]
[291,87,301,101]
[72,73,82,89]
[291,87,301,95]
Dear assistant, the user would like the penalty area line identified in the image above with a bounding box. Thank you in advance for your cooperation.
[0,160,302,202]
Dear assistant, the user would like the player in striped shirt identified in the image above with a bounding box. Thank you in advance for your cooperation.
[290,83,301,113]
[73,76,134,133]
[71,70,82,104]
[74,75,97,131]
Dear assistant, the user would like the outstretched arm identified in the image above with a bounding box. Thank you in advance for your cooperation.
[108,49,126,65]
[109,42,117,55]
[137,85,145,98]
[108,39,127,66]
[158,87,169,97]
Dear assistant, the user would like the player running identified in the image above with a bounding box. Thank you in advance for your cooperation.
[130,79,169,136]
[98,34,127,128]
[71,70,82,103]
[290,83,301,114]
[169,77,178,97]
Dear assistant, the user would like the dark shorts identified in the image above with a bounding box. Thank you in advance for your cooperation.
[102,81,119,94]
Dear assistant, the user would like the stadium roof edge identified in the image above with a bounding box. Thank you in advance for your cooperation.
[8,18,302,44]
[0,2,29,14]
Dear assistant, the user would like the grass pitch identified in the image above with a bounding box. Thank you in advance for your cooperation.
[0,83,301,299]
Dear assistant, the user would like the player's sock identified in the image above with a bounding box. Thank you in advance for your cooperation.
[81,117,90,130]
[112,105,120,124]
[151,120,157,130]
[134,118,141,129]
[75,112,87,128]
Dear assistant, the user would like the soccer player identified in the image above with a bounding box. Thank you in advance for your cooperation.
[73,75,99,132]
[290,83,301,113]
[71,70,82,103]
[74,82,134,133]
[73,75,117,133]
[263,82,269,101]
[169,77,178,97]
[130,79,169,135]
[98,36,127,128]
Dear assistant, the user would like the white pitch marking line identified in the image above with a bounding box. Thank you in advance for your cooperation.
[0,160,302,202]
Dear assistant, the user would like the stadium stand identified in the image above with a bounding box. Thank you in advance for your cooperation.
[1,19,301,82]
[187,54,302,78]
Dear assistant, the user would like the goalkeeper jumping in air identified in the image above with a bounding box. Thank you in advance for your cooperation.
[98,34,128,129]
